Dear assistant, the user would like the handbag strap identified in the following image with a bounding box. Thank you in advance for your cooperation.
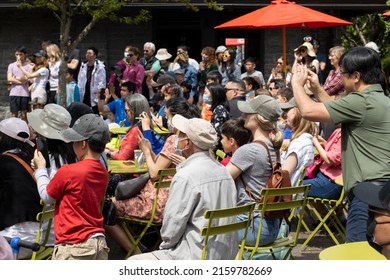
[4,153,36,182]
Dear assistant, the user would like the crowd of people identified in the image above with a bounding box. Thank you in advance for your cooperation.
[1,34,390,260]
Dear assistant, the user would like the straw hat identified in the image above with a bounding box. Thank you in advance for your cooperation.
[294,42,316,57]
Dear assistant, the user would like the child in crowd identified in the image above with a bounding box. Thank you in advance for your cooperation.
[32,114,110,260]
[219,117,251,166]
[57,68,80,107]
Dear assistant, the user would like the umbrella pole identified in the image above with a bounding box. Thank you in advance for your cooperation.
[282,26,287,85]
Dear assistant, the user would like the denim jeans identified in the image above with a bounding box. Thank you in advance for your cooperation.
[304,171,342,200]
[237,214,281,246]
[346,192,369,242]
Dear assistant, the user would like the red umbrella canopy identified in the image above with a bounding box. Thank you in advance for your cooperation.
[384,11,390,16]
[215,0,352,29]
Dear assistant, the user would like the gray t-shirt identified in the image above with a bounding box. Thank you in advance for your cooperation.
[230,141,276,206]
[324,84,390,193]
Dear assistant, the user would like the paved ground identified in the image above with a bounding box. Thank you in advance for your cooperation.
[107,216,343,260]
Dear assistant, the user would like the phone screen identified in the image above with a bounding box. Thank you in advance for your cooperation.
[36,136,51,168]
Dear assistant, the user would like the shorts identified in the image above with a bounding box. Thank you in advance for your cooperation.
[10,96,30,112]
[52,236,109,260]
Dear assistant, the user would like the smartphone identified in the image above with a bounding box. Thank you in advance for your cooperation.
[36,136,51,168]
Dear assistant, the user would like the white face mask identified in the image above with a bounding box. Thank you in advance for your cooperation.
[174,137,184,156]
[124,52,129,58]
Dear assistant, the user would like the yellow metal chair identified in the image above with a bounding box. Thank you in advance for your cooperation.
[116,168,176,259]
[301,186,347,250]
[319,241,386,260]
[215,149,226,162]
[242,184,311,260]
[201,202,256,260]
[31,201,55,260]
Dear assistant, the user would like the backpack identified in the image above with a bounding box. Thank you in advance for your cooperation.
[240,140,292,220]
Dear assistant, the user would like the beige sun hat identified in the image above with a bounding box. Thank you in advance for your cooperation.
[155,48,172,60]
[294,42,316,57]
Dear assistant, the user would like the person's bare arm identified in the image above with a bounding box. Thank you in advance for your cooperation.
[291,65,333,123]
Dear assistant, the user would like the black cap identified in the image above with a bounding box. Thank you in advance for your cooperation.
[66,102,94,127]
[153,74,176,87]
[34,50,47,59]
[354,180,390,211]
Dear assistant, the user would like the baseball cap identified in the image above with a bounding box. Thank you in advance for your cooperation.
[153,74,176,87]
[279,97,297,110]
[27,104,71,141]
[172,114,217,150]
[354,181,390,212]
[238,95,282,122]
[0,117,34,147]
[34,50,48,58]
[216,45,227,54]
[59,113,110,144]
[111,63,125,72]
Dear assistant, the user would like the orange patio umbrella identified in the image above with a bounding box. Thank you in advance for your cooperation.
[215,0,352,74]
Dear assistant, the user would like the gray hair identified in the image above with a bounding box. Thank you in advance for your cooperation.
[125,94,151,120]
[143,42,155,53]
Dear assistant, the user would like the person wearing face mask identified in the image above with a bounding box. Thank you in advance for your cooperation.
[198,47,218,105]
[129,114,237,260]
[122,46,145,94]
[354,181,390,259]
[105,97,200,257]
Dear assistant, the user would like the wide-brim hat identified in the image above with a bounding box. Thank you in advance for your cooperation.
[27,104,71,141]
[172,114,217,150]
[294,42,316,57]
[155,48,172,60]
[238,95,282,122]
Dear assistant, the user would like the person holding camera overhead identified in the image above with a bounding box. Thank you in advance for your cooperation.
[77,47,106,114]
[292,41,319,75]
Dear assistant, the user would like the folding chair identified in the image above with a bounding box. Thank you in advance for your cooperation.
[319,241,386,260]
[301,187,347,250]
[201,202,256,260]
[215,149,226,162]
[116,168,176,259]
[31,201,55,260]
[241,184,311,260]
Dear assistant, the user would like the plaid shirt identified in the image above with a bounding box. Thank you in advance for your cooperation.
[323,68,344,96]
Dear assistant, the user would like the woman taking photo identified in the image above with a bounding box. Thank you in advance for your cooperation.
[105,94,151,160]
[292,42,319,75]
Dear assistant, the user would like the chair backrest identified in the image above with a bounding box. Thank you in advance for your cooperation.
[153,168,176,190]
[215,149,226,162]
[257,185,311,247]
[201,202,256,260]
[31,200,55,260]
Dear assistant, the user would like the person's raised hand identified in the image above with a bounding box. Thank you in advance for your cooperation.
[167,153,185,166]
[291,64,308,88]
[31,149,46,170]
[306,68,321,93]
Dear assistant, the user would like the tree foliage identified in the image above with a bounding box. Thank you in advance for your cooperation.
[341,2,390,76]
[19,0,223,106]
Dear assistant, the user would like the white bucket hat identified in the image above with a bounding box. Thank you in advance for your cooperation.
[155,48,172,60]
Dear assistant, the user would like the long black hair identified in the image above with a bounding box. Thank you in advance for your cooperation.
[206,82,230,112]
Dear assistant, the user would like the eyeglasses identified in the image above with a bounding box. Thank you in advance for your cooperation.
[143,50,150,53]
[224,88,238,92]
[369,208,390,218]
[277,61,283,65]
[269,87,279,91]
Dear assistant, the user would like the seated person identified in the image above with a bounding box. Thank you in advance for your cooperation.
[220,117,251,166]
[105,97,200,256]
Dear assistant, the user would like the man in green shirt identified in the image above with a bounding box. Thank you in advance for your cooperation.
[291,47,390,242]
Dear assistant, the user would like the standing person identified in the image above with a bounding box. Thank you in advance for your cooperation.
[140,42,161,101]
[155,48,177,75]
[267,56,292,87]
[130,115,237,260]
[32,114,110,260]
[174,45,199,71]
[173,52,198,105]
[198,46,219,105]
[64,68,80,107]
[215,45,227,68]
[311,37,327,85]
[18,50,49,105]
[225,78,246,119]
[66,36,81,82]
[219,48,241,86]
[46,44,62,104]
[7,46,31,121]
[240,57,265,89]
[122,46,145,94]
[292,42,319,74]
[291,47,390,242]
[78,47,106,114]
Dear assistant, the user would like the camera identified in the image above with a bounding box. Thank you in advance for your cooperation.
[309,65,317,74]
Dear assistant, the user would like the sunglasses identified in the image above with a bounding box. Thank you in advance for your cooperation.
[277,61,283,65]
[128,53,134,57]
[269,87,279,91]
[223,54,231,58]
[299,48,307,53]
[224,88,238,92]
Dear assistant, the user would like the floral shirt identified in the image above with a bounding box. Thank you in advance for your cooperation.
[210,104,230,150]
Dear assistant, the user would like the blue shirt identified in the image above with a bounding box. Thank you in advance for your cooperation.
[107,98,131,127]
